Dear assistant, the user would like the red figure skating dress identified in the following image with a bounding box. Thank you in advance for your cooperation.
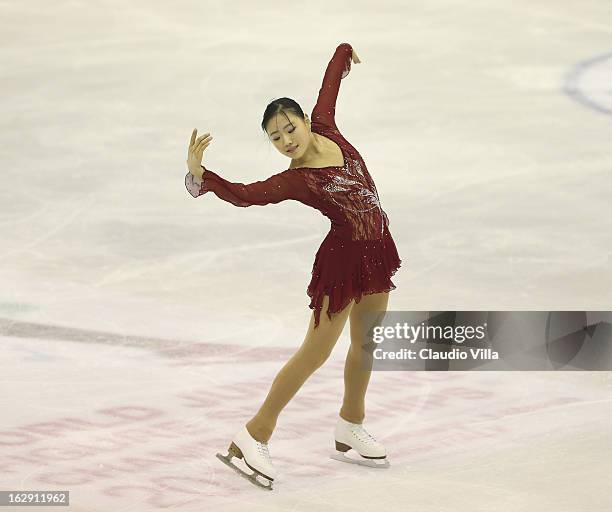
[185,43,402,327]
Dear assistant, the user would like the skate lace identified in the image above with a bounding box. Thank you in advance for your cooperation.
[352,425,377,445]
[256,441,271,460]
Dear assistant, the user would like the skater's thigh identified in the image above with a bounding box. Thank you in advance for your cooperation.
[349,292,390,345]
[298,294,354,365]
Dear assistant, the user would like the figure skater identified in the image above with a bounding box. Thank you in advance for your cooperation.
[185,42,401,490]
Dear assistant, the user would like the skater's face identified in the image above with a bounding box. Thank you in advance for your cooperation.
[265,111,311,159]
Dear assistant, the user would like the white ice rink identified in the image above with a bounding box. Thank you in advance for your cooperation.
[1,0,612,510]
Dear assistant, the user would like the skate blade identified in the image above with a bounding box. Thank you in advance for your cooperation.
[216,452,273,490]
[330,452,390,469]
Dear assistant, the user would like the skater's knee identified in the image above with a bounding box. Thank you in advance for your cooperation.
[298,309,346,369]
[296,341,334,369]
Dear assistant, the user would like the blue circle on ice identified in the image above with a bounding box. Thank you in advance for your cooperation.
[564,53,612,116]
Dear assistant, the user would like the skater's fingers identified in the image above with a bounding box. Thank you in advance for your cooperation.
[192,133,211,151]
[197,143,210,159]
[190,130,210,147]
[196,136,213,152]
[196,140,206,155]
[189,128,209,145]
[188,130,198,158]
[188,134,211,161]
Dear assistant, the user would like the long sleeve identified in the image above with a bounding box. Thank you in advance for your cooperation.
[185,165,309,207]
[311,43,353,131]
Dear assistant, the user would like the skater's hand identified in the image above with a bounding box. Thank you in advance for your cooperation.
[187,128,213,179]
[351,48,361,64]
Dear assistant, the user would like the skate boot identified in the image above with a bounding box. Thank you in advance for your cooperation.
[216,425,277,490]
[330,416,390,468]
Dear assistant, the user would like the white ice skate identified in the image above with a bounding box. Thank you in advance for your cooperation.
[330,416,390,469]
[216,425,277,491]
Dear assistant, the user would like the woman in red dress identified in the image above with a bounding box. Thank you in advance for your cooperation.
[185,43,401,488]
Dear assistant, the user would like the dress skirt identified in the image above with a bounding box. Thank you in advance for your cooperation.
[306,224,401,328]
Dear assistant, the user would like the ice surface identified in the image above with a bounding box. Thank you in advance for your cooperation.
[1,0,611,510]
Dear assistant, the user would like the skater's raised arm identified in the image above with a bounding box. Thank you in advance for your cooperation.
[311,43,360,131]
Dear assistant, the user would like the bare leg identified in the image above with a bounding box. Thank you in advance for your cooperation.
[339,291,390,424]
[246,294,354,443]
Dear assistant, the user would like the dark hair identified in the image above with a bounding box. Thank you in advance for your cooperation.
[261,97,306,135]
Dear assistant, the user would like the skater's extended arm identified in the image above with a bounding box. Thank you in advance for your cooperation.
[311,43,361,131]
[185,165,306,207]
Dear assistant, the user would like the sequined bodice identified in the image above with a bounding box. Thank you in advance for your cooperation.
[297,124,387,241]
